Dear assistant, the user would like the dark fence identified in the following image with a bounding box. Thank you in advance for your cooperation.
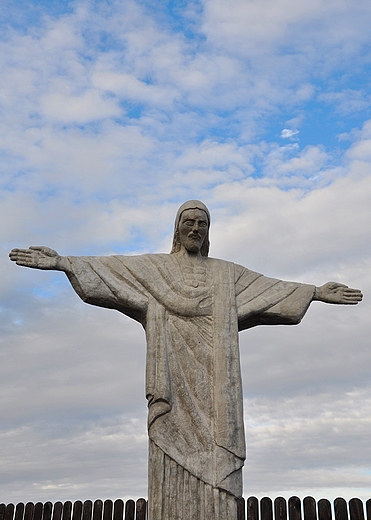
[1,496,370,520]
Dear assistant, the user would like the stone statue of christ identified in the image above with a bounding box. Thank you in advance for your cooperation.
[9,200,363,520]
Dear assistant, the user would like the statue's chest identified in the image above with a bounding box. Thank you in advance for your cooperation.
[181,263,208,289]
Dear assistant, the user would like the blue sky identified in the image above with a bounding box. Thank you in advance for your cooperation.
[1,0,371,506]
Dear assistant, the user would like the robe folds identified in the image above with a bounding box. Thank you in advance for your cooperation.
[66,253,315,507]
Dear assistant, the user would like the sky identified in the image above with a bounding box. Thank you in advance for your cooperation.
[1,0,371,507]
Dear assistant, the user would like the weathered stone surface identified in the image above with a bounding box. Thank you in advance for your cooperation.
[9,200,363,520]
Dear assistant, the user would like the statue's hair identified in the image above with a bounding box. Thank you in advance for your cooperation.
[170,200,210,257]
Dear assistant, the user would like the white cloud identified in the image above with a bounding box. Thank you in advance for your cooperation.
[280,129,300,140]
[346,121,371,163]
[202,0,371,58]
[40,90,121,123]
[319,89,371,115]
[92,71,176,106]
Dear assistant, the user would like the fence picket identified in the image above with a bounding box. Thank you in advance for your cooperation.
[92,502,103,520]
[113,501,123,520]
[303,496,317,520]
[275,497,287,520]
[52,503,63,520]
[261,497,273,520]
[24,502,35,520]
[134,499,146,520]
[334,498,348,520]
[247,496,259,520]
[123,501,134,520]
[366,499,371,520]
[237,497,246,520]
[42,503,52,520]
[34,503,43,520]
[318,499,332,520]
[349,499,365,520]
[289,496,302,520]
[14,503,25,520]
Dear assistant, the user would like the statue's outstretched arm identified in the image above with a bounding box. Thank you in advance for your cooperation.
[313,282,363,305]
[9,246,71,273]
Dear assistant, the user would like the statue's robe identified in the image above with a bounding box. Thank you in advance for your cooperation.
[66,253,315,519]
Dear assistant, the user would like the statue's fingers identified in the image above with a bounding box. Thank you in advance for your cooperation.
[342,294,362,303]
[343,289,363,298]
[10,250,33,260]
[15,260,28,266]
[10,248,31,255]
[9,253,27,262]
[15,258,34,266]
[343,289,362,295]
[16,254,33,262]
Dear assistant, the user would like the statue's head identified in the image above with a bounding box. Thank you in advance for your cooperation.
[171,200,210,256]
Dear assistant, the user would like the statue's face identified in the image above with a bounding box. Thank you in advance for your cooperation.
[178,209,208,253]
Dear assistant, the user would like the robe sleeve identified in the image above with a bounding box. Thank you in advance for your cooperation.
[235,264,315,331]
[65,255,149,325]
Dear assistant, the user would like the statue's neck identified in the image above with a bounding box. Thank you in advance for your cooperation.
[176,248,206,265]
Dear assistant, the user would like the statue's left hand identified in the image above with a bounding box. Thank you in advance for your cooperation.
[314,282,363,305]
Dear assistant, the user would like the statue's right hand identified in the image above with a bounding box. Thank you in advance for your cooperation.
[9,246,62,270]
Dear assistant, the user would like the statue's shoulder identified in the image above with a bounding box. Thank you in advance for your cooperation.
[213,259,260,283]
[139,253,172,263]
[206,257,245,278]
[206,256,235,267]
